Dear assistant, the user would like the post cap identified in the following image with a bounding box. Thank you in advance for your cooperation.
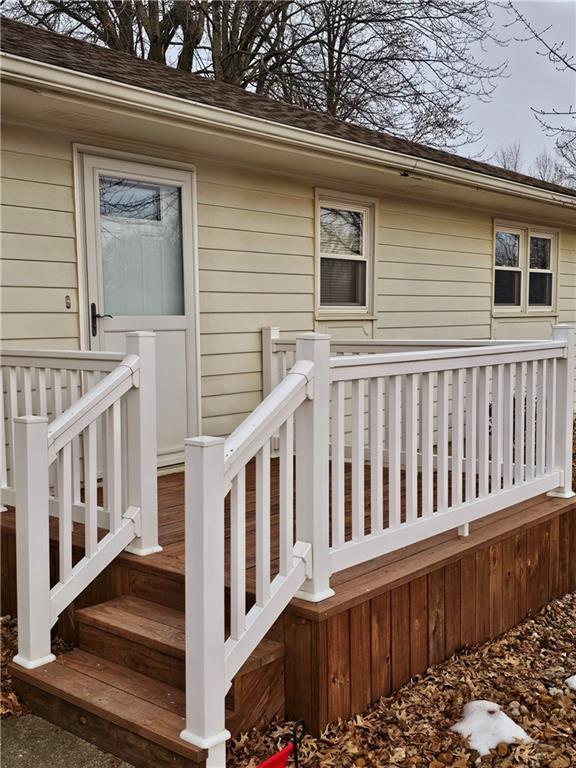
[13,415,49,424]
[125,331,156,338]
[185,436,226,448]
[295,332,331,341]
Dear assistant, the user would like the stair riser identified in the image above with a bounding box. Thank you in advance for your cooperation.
[78,623,185,690]
[13,677,204,768]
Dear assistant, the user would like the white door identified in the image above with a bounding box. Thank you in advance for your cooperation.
[82,153,200,467]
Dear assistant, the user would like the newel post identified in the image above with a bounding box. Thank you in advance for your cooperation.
[125,331,162,555]
[12,416,56,669]
[294,333,335,602]
[180,437,230,768]
[548,324,575,499]
[261,326,281,397]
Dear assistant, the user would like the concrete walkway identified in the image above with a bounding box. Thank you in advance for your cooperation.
[1,715,134,767]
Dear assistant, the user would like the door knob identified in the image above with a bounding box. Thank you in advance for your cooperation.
[91,302,114,336]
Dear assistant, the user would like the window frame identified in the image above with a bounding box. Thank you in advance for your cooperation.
[315,190,376,317]
[492,221,559,316]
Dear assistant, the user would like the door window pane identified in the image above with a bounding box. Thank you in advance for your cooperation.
[320,207,363,255]
[529,237,551,269]
[529,272,553,305]
[320,257,366,306]
[99,177,184,316]
[495,231,520,267]
[494,270,521,305]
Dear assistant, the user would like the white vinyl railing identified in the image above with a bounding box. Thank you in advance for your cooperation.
[181,334,334,767]
[1,332,161,669]
[186,325,574,767]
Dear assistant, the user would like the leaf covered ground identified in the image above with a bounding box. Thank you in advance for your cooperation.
[228,593,576,768]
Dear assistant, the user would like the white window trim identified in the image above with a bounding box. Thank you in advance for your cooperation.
[492,220,559,317]
[315,189,376,317]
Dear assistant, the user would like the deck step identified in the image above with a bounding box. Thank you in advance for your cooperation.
[75,595,285,734]
[9,649,206,768]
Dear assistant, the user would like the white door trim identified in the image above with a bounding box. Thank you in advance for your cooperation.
[73,143,202,445]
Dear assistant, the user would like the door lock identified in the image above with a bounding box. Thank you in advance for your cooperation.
[91,302,113,336]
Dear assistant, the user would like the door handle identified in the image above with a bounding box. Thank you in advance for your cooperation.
[91,302,114,336]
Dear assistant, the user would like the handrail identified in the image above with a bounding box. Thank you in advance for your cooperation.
[223,360,313,488]
[47,355,139,463]
[1,348,125,371]
[330,340,566,381]
[272,337,542,352]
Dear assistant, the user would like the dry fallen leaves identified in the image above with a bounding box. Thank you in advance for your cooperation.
[228,593,576,768]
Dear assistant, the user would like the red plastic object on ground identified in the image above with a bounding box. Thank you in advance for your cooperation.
[257,743,293,768]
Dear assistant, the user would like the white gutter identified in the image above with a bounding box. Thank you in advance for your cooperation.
[2,51,576,210]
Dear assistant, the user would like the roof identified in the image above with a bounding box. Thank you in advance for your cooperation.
[2,15,575,200]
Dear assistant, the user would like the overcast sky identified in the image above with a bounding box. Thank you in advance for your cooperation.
[465,0,575,170]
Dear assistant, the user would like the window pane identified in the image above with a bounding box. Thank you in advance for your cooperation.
[494,270,521,305]
[100,177,161,220]
[320,207,363,255]
[495,231,520,267]
[529,272,553,306]
[320,258,366,306]
[100,178,184,316]
[530,237,551,269]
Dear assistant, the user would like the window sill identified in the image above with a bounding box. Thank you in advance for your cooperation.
[492,311,559,319]
[315,312,377,321]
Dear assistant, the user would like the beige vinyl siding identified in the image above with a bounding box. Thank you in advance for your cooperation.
[196,169,315,435]
[557,232,576,406]
[375,197,493,339]
[1,125,79,348]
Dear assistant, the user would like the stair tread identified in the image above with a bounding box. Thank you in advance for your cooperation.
[77,596,285,674]
[9,650,206,763]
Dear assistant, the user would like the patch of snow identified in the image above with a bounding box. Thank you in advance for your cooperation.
[450,700,533,756]
[566,675,576,691]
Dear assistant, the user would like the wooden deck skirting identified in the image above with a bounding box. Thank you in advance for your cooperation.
[2,463,575,738]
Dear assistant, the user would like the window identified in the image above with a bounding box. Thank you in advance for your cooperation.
[317,195,373,311]
[493,224,557,313]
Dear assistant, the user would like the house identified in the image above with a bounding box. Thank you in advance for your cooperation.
[1,16,575,768]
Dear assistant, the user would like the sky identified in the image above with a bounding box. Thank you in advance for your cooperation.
[465,0,576,170]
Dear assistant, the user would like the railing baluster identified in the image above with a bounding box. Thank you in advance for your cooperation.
[502,364,514,490]
[230,468,246,640]
[420,372,433,517]
[331,380,345,548]
[84,421,98,556]
[279,415,294,576]
[387,375,401,528]
[6,367,18,486]
[477,366,490,497]
[525,361,536,481]
[52,369,63,417]
[405,373,418,523]
[255,441,271,606]
[0,368,6,489]
[37,368,48,416]
[536,359,547,476]
[351,379,365,541]
[514,362,526,485]
[451,369,464,507]
[22,367,33,415]
[491,364,503,493]
[437,370,449,513]
[369,377,384,534]
[58,443,73,583]
[106,400,122,533]
[67,370,82,503]
[465,367,478,502]
[545,358,557,473]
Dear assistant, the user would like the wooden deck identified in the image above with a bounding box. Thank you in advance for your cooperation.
[2,461,576,748]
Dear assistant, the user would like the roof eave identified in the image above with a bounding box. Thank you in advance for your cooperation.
[2,51,576,210]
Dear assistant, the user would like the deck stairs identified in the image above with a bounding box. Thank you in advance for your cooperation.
[10,594,285,768]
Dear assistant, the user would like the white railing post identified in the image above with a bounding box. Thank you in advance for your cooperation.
[180,437,230,767]
[262,326,281,397]
[124,331,162,555]
[294,333,335,602]
[548,324,575,499]
[12,416,56,669]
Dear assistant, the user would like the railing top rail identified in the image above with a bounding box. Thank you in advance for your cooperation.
[0,348,125,372]
[47,354,139,462]
[223,359,313,488]
[271,338,544,352]
[330,340,566,368]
